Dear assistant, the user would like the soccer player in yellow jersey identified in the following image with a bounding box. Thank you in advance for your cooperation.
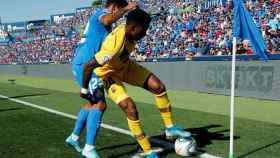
[83,9,191,158]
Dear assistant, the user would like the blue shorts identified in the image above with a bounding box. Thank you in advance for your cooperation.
[72,64,105,103]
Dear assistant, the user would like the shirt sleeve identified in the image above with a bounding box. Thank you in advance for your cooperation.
[95,25,126,65]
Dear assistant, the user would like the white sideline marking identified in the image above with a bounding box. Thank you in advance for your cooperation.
[199,153,222,158]
[0,94,132,136]
[0,94,221,158]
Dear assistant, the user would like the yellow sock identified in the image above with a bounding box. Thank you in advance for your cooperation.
[127,118,151,153]
[155,91,174,127]
[160,110,173,127]
[138,137,152,154]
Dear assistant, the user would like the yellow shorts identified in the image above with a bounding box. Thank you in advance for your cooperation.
[102,60,151,104]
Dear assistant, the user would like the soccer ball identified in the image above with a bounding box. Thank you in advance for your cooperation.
[175,137,197,156]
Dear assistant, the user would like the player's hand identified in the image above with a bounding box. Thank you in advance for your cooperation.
[80,88,92,101]
[125,1,138,11]
[80,92,95,103]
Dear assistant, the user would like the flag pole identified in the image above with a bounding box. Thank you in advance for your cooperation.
[229,37,237,158]
[229,0,269,155]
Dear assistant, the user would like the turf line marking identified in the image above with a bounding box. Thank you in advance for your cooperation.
[0,94,221,158]
[0,94,132,136]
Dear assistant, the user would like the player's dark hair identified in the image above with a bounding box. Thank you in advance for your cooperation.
[105,0,128,8]
[126,9,151,29]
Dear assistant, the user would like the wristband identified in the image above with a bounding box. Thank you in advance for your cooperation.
[81,88,89,94]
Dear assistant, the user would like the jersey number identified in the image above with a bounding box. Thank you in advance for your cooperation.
[89,78,98,94]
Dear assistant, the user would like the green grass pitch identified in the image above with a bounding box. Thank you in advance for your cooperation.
[0,75,280,158]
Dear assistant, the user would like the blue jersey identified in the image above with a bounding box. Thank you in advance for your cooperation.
[72,8,111,65]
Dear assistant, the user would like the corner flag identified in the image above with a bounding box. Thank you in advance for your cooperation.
[229,1,270,158]
[233,0,269,60]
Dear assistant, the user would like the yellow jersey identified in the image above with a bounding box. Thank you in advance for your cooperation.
[94,24,135,78]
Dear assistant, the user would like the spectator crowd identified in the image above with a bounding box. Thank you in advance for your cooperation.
[0,0,279,64]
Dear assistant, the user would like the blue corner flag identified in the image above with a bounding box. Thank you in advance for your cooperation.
[233,0,269,60]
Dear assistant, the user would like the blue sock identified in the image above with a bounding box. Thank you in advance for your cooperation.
[86,108,103,145]
[73,108,89,136]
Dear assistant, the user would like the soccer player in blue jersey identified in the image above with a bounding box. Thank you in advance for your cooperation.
[66,1,137,158]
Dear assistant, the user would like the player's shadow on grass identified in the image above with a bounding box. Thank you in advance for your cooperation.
[97,124,240,157]
[149,124,240,156]
[188,124,240,148]
[0,93,50,101]
[0,107,22,113]
[238,140,280,158]
[98,142,139,158]
[98,142,138,151]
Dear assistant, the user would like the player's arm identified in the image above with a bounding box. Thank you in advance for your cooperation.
[100,2,137,26]
[79,58,101,101]
[82,59,101,90]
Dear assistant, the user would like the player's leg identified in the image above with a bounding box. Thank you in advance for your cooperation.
[67,64,106,155]
[105,78,158,158]
[66,64,89,152]
[144,74,191,139]
[125,61,191,139]
[123,61,175,128]
[82,76,107,158]
[81,101,105,158]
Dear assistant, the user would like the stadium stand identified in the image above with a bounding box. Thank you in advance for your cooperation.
[0,0,279,64]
